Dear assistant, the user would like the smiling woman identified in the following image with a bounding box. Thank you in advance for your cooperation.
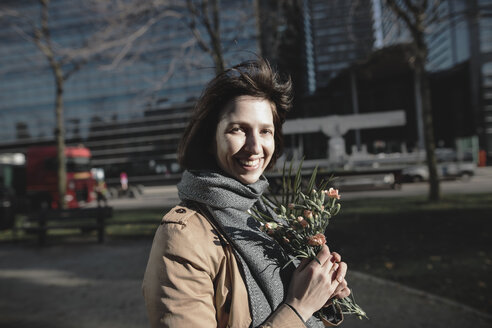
[142,59,349,328]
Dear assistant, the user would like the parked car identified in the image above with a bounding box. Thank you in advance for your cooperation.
[402,161,476,182]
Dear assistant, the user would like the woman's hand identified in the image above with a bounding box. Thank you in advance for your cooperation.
[284,245,348,321]
[328,252,351,300]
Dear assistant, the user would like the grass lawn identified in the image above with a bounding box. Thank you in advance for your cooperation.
[1,193,491,314]
[326,193,492,315]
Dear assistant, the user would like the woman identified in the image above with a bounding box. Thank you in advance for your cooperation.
[142,59,350,327]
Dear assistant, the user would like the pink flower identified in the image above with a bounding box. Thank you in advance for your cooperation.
[265,222,278,230]
[307,233,326,246]
[303,210,313,219]
[288,203,295,209]
[325,188,341,200]
[297,216,309,228]
[283,236,290,243]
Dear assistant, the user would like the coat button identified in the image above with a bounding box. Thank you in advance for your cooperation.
[175,208,186,214]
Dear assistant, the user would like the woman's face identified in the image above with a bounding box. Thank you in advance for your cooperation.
[214,95,275,185]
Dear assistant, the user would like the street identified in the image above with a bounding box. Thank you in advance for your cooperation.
[107,167,492,210]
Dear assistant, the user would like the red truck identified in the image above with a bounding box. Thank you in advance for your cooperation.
[26,145,95,209]
[0,145,96,229]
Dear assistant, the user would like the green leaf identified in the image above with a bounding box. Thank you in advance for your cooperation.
[250,207,274,222]
[306,165,319,195]
[331,203,341,216]
[293,158,304,204]
[281,161,287,206]
[287,160,294,205]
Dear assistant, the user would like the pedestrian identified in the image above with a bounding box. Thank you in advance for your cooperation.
[95,180,108,207]
[119,171,128,191]
[142,59,350,327]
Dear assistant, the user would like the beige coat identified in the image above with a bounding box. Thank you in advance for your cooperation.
[142,205,341,327]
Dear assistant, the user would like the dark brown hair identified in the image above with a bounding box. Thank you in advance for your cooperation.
[178,58,292,170]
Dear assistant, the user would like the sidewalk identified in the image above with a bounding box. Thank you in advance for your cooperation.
[1,240,491,328]
[475,165,492,177]
[344,271,492,327]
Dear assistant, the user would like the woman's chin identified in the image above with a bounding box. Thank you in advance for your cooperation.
[236,172,262,185]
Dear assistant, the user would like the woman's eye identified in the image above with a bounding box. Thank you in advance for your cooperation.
[262,129,273,135]
[230,127,243,133]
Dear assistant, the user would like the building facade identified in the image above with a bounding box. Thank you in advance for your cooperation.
[376,0,492,159]
[1,0,490,187]
[307,0,376,90]
[300,0,491,160]
[0,0,259,184]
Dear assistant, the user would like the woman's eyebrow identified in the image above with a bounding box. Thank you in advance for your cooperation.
[227,120,274,127]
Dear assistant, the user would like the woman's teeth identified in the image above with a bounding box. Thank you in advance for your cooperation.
[239,159,260,167]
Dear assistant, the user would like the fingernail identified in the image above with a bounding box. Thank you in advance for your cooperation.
[337,276,343,283]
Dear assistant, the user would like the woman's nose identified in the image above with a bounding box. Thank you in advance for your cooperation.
[244,133,261,154]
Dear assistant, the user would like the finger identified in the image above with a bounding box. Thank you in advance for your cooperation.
[335,261,347,283]
[333,279,347,296]
[315,244,331,266]
[328,262,339,274]
[330,252,341,263]
[336,287,351,299]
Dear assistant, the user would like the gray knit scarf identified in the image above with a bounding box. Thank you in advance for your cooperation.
[177,170,324,327]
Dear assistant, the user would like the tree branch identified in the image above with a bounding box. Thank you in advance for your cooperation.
[402,0,419,15]
[185,0,212,54]
[40,0,54,57]
[385,0,421,43]
[63,58,88,80]
[385,0,414,30]
[426,0,442,25]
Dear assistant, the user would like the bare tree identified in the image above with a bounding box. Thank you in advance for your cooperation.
[91,0,253,78]
[1,0,257,208]
[1,0,81,208]
[384,0,442,201]
[0,0,145,208]
[184,0,225,74]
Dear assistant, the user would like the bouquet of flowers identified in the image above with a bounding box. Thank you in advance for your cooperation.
[252,161,367,321]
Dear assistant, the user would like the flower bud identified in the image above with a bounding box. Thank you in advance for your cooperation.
[303,209,313,219]
[326,187,341,200]
[297,216,309,228]
[307,233,326,246]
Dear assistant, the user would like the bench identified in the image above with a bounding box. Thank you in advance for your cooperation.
[21,206,113,246]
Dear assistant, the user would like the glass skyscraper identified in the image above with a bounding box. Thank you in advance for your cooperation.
[307,0,376,89]
[0,0,258,183]
[376,0,492,159]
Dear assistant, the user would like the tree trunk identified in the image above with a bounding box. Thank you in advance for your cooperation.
[416,61,440,201]
[210,0,224,75]
[212,50,225,75]
[53,64,67,208]
[383,0,441,201]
